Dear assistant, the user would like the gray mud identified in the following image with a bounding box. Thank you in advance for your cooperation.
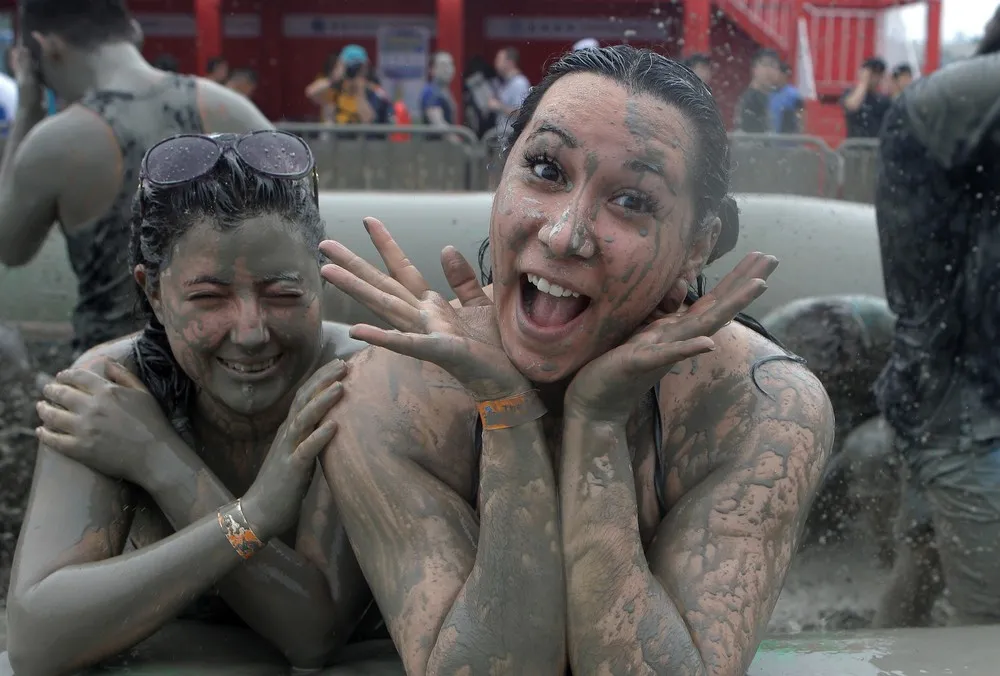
[0,337,943,634]
[0,335,76,600]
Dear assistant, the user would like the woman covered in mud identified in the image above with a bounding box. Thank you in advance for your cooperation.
[3,132,376,675]
[320,46,835,675]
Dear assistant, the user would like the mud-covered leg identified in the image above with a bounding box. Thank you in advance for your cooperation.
[841,417,902,567]
[925,444,1000,626]
[873,459,942,628]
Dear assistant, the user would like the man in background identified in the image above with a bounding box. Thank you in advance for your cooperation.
[489,46,530,146]
[735,48,780,133]
[420,51,457,127]
[0,0,272,354]
[206,56,229,84]
[683,52,713,86]
[872,27,1000,628]
[305,45,391,125]
[890,63,913,99]
[842,56,892,138]
[770,61,804,133]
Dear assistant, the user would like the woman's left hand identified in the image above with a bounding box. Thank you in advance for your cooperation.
[35,359,176,483]
[566,252,779,422]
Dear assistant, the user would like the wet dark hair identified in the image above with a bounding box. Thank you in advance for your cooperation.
[207,56,228,73]
[753,48,781,66]
[891,63,912,79]
[153,53,179,73]
[978,5,1000,55]
[129,139,324,440]
[500,47,521,66]
[478,45,738,283]
[21,0,135,49]
[862,56,887,74]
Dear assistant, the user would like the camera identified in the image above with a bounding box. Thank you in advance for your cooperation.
[344,62,363,79]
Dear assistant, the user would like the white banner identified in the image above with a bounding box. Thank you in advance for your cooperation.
[284,14,436,38]
[134,13,261,38]
[484,16,670,41]
[377,25,431,121]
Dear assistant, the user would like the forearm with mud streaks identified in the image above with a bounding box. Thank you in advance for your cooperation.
[426,420,566,674]
[10,512,246,676]
[144,436,348,665]
[561,413,707,676]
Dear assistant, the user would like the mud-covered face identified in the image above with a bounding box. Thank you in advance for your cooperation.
[144,215,324,416]
[491,73,711,382]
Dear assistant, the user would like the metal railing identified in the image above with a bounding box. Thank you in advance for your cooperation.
[0,122,884,202]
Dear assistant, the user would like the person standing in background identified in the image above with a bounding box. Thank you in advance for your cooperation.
[770,61,804,133]
[890,63,913,99]
[842,57,892,138]
[0,0,273,354]
[226,67,258,99]
[206,56,229,84]
[735,48,780,133]
[872,30,1000,629]
[683,52,713,86]
[419,51,457,127]
[489,46,530,146]
[462,54,496,139]
[305,45,391,126]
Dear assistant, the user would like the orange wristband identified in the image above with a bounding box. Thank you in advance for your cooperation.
[477,390,548,430]
[218,499,265,560]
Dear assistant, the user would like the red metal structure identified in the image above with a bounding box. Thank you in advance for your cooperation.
[3,0,943,144]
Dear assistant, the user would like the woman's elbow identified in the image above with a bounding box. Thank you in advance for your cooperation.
[6,599,72,676]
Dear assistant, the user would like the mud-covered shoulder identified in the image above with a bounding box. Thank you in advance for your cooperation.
[658,319,834,494]
[326,345,479,498]
[73,334,141,373]
[320,321,367,362]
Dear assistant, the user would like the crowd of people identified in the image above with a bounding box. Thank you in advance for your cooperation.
[0,0,999,674]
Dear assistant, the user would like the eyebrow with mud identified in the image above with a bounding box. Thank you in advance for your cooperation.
[183,272,303,286]
[624,158,678,194]
[528,122,580,148]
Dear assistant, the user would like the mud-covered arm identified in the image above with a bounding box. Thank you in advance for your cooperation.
[5,447,254,676]
[0,106,124,267]
[560,360,833,676]
[143,430,370,667]
[324,351,566,676]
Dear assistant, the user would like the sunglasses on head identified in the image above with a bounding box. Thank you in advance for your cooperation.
[138,130,319,213]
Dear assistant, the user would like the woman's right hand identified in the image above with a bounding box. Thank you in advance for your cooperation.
[319,217,528,401]
[240,359,347,541]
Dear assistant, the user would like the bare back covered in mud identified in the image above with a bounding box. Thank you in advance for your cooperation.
[319,46,834,675]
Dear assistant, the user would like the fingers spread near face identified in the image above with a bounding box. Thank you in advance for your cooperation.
[442,246,492,308]
[363,217,432,297]
[320,239,418,306]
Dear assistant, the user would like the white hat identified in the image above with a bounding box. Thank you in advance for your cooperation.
[572,38,599,51]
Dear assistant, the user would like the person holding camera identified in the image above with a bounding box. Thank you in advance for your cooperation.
[305,45,391,126]
[842,56,892,138]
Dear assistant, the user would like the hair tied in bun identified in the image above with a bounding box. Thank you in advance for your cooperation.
[707,195,740,265]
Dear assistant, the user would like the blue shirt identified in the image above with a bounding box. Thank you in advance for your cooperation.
[770,84,802,133]
[419,82,455,125]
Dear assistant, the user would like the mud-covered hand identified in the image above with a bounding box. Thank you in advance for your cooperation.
[34,359,175,483]
[441,245,493,308]
[566,252,779,422]
[240,359,346,541]
[319,217,527,400]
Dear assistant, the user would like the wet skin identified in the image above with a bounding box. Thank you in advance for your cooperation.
[0,39,271,268]
[5,216,372,675]
[321,73,835,676]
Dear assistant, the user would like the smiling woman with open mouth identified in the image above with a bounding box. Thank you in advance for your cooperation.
[318,45,835,676]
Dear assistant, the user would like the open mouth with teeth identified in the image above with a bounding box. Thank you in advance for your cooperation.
[217,354,283,376]
[520,273,592,328]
